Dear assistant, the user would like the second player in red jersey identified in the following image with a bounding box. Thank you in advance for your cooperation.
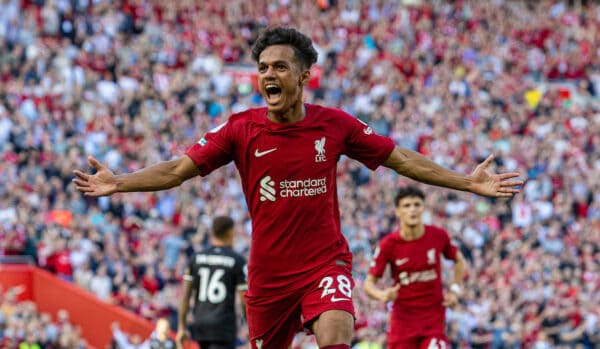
[365,186,467,349]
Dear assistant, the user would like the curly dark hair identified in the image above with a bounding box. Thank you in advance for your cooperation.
[251,26,318,70]
[394,186,425,207]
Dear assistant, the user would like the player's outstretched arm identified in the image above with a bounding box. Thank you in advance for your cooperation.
[73,155,200,197]
[383,147,523,198]
[363,274,400,302]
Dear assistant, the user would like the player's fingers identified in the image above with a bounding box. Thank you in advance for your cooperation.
[478,154,494,168]
[72,170,90,181]
[500,180,524,187]
[88,156,105,170]
[443,295,456,306]
[497,188,520,195]
[76,186,95,193]
[498,172,522,180]
[72,179,90,187]
[83,189,103,196]
[499,187,520,193]
[177,334,188,346]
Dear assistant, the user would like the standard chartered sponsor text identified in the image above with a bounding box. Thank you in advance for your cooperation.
[279,177,327,198]
[259,176,328,201]
[399,269,438,285]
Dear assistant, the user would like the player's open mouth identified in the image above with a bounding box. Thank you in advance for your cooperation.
[265,85,282,104]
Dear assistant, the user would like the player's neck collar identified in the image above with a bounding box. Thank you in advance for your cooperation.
[264,103,308,127]
[399,226,424,241]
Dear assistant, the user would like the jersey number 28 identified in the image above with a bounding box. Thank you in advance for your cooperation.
[318,275,352,298]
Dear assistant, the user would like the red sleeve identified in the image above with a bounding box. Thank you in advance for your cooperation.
[185,121,235,176]
[340,113,395,170]
[368,238,389,278]
[441,228,458,261]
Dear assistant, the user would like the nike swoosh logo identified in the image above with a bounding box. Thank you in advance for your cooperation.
[331,296,351,302]
[254,148,277,157]
[396,258,409,266]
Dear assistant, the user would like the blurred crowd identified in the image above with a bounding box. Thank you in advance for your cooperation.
[0,286,86,348]
[0,0,599,348]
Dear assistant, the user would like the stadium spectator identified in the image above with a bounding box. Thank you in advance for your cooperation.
[89,263,113,301]
[111,318,175,349]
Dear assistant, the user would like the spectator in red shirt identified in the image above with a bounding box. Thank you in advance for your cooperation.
[141,266,161,295]
[46,238,73,281]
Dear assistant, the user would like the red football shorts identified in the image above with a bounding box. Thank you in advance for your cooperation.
[246,262,355,349]
[388,335,450,349]
[388,314,449,349]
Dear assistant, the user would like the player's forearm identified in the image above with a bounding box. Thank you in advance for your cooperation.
[363,279,386,302]
[178,282,192,329]
[115,159,191,193]
[453,253,466,286]
[384,147,472,192]
[178,300,189,330]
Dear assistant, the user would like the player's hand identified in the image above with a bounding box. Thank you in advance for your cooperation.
[72,156,118,197]
[468,155,523,197]
[381,284,401,302]
[176,328,188,349]
[443,291,459,308]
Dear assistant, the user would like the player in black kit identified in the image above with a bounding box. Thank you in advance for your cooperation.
[177,216,248,349]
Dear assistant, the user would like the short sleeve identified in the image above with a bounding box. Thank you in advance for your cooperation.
[368,240,389,278]
[341,114,395,170]
[441,229,458,261]
[185,121,235,176]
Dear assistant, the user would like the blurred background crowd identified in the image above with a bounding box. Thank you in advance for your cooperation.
[0,0,599,348]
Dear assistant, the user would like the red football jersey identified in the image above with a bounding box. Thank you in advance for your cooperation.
[368,225,458,338]
[186,104,395,292]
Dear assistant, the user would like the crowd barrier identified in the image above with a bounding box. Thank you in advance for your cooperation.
[0,263,155,348]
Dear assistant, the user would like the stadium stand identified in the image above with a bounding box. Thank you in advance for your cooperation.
[0,0,599,348]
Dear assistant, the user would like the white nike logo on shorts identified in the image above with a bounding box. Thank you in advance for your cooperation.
[254,148,277,157]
